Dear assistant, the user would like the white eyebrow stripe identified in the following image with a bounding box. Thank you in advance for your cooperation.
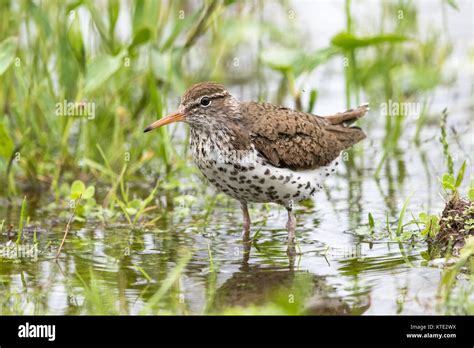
[208,92,229,99]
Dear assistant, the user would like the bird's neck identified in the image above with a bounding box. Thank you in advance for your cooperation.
[189,119,252,166]
[190,124,237,151]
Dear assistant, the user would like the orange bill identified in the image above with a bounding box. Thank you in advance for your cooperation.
[143,111,185,133]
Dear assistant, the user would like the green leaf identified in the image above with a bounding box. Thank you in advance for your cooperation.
[130,27,151,51]
[108,0,120,33]
[418,212,428,222]
[128,199,142,210]
[396,194,412,236]
[74,214,86,222]
[307,89,318,113]
[132,0,146,33]
[468,188,474,202]
[59,30,80,98]
[0,122,14,159]
[84,52,124,93]
[82,186,95,200]
[455,160,466,188]
[0,37,18,75]
[419,214,440,237]
[331,32,408,50]
[446,0,459,10]
[29,2,53,36]
[421,251,431,261]
[71,180,85,199]
[16,196,27,245]
[441,173,455,190]
[368,212,375,229]
[67,11,86,71]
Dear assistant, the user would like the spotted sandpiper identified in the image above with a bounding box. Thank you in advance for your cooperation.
[144,82,368,254]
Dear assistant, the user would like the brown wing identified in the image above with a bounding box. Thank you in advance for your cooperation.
[240,102,368,170]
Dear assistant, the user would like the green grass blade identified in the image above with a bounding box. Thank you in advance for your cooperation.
[15,196,27,245]
[396,193,412,236]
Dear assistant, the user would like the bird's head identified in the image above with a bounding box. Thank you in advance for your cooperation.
[144,82,240,133]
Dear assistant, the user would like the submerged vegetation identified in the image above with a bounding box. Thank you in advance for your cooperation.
[0,0,472,315]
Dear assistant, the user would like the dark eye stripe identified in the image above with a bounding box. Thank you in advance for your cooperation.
[187,91,229,109]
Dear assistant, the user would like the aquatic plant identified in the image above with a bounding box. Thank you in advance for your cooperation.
[438,236,474,315]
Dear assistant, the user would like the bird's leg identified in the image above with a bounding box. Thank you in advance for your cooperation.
[286,207,297,256]
[241,202,251,240]
[241,202,251,263]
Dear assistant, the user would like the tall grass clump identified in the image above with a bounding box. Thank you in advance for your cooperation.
[0,0,293,202]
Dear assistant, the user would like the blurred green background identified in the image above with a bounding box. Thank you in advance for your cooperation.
[0,0,472,315]
[0,0,467,197]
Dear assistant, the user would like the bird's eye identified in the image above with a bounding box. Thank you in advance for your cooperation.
[200,97,211,107]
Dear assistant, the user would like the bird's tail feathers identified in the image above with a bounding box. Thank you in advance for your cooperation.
[324,103,369,127]
[323,103,369,149]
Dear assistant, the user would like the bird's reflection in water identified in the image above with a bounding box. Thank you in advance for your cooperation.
[210,237,370,315]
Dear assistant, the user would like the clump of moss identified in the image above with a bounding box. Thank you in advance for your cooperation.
[429,196,474,256]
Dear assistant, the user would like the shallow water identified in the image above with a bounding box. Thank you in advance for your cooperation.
[0,110,470,314]
[0,0,473,315]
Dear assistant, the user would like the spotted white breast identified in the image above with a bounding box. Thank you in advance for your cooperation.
[190,128,340,208]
